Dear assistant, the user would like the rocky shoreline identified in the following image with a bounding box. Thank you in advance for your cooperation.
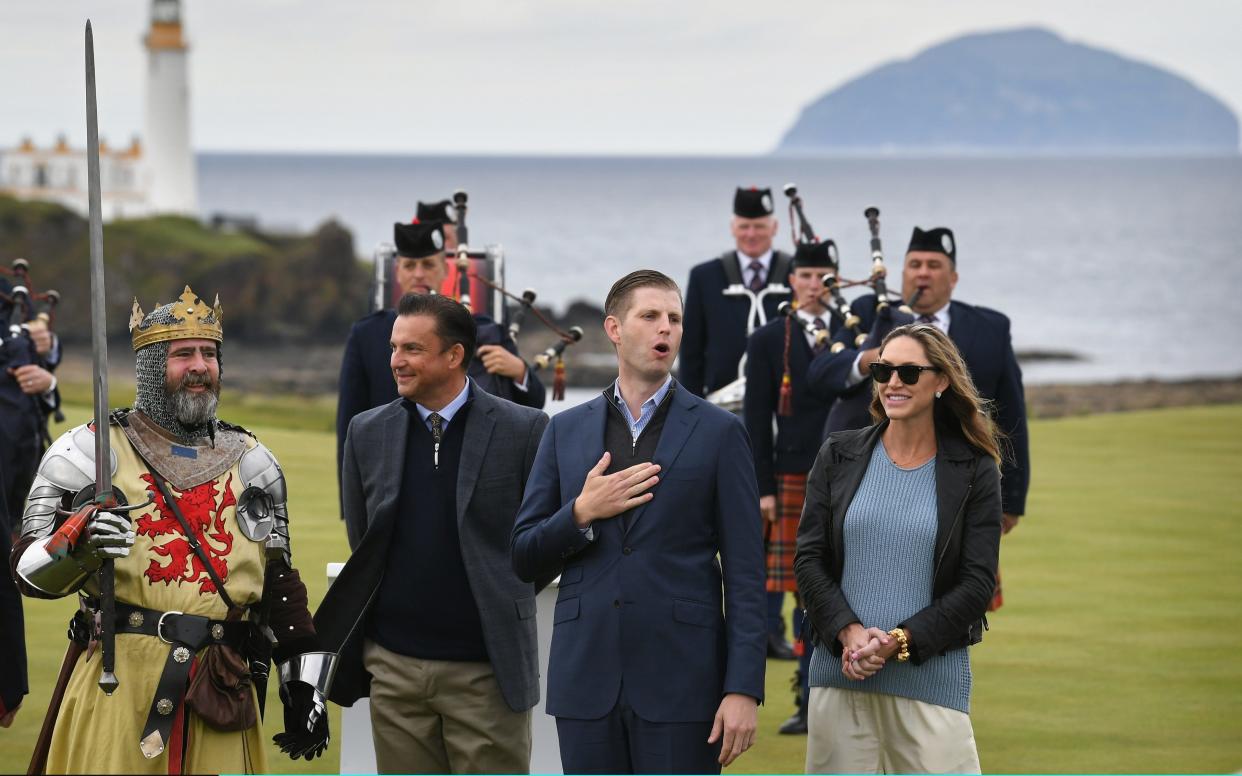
[58,339,1242,421]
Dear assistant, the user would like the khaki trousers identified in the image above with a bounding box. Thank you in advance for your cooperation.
[364,639,532,774]
[805,687,981,775]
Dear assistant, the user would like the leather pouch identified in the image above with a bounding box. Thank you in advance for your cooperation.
[185,641,257,732]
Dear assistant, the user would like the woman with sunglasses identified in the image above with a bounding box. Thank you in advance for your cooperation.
[794,323,1002,774]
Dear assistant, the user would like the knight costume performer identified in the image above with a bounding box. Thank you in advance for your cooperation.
[9,286,335,774]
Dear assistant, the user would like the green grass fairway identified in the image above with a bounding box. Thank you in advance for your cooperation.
[3,403,1239,774]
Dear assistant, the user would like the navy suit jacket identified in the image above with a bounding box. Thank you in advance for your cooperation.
[806,295,1030,515]
[743,315,835,496]
[511,382,767,722]
[680,251,792,397]
[335,309,545,515]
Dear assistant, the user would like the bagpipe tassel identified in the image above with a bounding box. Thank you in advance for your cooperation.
[553,355,566,401]
[778,314,795,417]
[778,373,794,417]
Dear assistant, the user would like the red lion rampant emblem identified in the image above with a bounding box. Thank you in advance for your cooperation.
[137,473,237,595]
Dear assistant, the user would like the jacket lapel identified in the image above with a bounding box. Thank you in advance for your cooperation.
[566,396,608,502]
[826,423,884,570]
[371,402,408,535]
[933,432,975,567]
[625,385,698,536]
[947,301,977,365]
[457,387,497,525]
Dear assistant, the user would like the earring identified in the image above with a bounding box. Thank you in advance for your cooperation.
[935,390,942,399]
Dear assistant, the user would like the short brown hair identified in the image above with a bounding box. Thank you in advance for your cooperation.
[604,270,681,319]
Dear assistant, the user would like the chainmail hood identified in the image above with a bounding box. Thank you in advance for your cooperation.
[132,301,223,443]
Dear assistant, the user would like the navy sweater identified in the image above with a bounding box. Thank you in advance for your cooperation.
[368,400,488,661]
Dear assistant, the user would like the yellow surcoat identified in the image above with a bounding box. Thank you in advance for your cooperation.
[45,425,269,775]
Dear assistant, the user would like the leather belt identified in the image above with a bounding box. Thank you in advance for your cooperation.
[114,602,250,649]
[70,602,253,760]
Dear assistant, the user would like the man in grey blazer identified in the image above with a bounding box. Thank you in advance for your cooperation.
[314,292,549,774]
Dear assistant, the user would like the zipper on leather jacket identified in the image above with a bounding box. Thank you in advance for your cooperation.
[933,482,972,581]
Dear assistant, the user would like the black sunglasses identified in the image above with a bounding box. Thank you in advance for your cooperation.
[870,363,940,385]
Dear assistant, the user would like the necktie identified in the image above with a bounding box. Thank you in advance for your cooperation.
[747,260,765,292]
[918,314,936,326]
[428,412,443,468]
[812,317,828,353]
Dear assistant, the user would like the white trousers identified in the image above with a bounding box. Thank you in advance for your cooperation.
[805,687,981,774]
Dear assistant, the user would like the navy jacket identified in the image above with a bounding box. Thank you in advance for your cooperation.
[743,315,835,496]
[680,251,792,397]
[335,309,545,514]
[806,295,1030,515]
[510,382,767,722]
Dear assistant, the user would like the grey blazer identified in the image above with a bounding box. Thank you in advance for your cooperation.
[315,382,549,711]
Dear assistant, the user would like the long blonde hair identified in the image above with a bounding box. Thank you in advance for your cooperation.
[868,323,1003,465]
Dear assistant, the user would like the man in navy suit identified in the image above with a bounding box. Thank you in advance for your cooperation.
[512,270,767,773]
[807,226,1030,530]
[336,213,545,518]
[680,187,793,398]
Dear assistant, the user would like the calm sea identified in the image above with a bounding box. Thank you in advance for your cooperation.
[198,153,1242,385]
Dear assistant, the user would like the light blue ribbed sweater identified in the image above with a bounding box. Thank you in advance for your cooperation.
[808,442,972,713]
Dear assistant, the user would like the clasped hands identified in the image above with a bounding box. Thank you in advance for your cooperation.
[837,622,904,681]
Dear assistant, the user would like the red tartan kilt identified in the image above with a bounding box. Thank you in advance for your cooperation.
[766,472,807,592]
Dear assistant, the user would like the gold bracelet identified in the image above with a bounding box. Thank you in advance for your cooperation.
[887,628,911,662]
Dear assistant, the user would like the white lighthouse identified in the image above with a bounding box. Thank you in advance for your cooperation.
[143,0,197,215]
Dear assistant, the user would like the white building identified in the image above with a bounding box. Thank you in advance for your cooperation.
[0,136,149,221]
[0,0,197,219]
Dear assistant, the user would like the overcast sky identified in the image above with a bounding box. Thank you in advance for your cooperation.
[4,0,1240,155]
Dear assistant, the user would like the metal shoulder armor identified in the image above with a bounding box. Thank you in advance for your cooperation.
[15,423,118,596]
[237,439,292,567]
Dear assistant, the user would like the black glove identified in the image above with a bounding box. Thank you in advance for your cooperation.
[272,682,329,760]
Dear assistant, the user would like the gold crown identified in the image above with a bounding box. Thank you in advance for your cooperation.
[129,285,223,351]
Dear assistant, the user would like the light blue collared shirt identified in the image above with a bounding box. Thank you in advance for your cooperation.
[416,378,472,433]
[611,375,674,442]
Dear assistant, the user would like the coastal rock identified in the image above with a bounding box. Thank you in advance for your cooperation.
[777,27,1240,155]
[0,194,368,343]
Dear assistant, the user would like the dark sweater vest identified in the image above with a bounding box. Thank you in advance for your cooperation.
[604,386,676,530]
[368,399,488,661]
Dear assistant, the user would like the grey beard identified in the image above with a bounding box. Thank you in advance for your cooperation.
[169,384,219,429]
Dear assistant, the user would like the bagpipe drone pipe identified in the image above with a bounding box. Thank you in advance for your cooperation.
[0,257,64,426]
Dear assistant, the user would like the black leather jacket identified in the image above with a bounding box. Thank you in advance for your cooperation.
[794,422,1001,664]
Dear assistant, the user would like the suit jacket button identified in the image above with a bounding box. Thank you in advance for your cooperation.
[613,599,621,608]
[623,547,632,555]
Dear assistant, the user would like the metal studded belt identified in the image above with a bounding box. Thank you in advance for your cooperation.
[113,602,250,650]
[107,603,251,760]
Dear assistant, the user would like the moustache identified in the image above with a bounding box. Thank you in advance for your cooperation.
[177,372,217,391]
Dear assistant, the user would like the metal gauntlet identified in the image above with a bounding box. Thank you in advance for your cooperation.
[277,651,338,727]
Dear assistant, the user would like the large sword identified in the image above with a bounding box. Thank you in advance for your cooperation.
[86,20,120,696]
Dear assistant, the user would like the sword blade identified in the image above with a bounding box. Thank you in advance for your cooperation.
[85,20,110,495]
[86,19,119,696]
